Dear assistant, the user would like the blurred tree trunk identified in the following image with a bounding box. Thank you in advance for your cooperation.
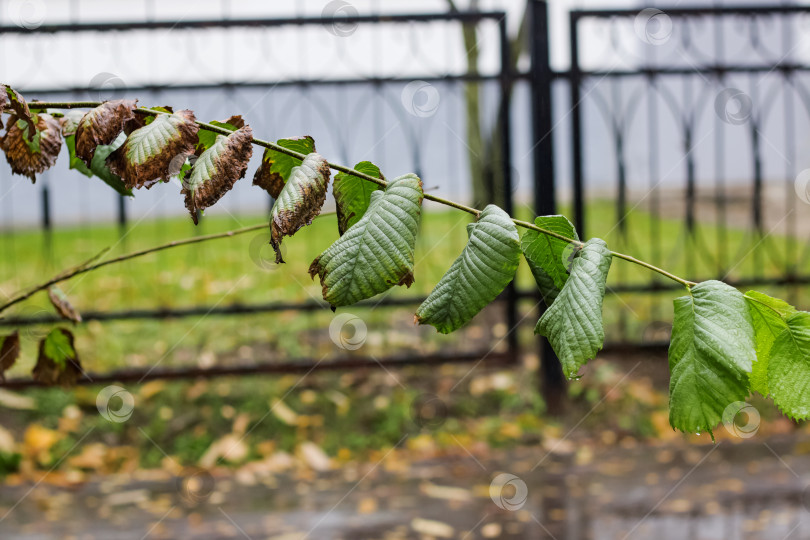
[447,0,487,207]
[447,0,529,208]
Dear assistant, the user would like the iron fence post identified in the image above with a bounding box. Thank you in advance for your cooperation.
[498,15,519,362]
[531,0,566,413]
[569,11,585,237]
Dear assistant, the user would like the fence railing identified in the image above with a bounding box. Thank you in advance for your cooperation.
[2,2,808,398]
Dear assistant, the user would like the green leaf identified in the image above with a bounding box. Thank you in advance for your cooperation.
[744,291,797,396]
[43,329,75,367]
[415,205,520,334]
[535,238,612,378]
[196,115,244,153]
[183,126,254,224]
[668,280,755,435]
[333,161,384,235]
[253,136,316,198]
[270,152,331,262]
[767,312,810,419]
[521,215,579,304]
[17,117,42,153]
[33,328,82,387]
[309,174,424,308]
[88,133,132,196]
[64,132,131,196]
[108,109,199,189]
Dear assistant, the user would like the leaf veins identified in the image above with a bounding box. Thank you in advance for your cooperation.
[309,174,424,308]
[183,126,254,224]
[75,99,137,166]
[108,109,199,190]
[270,152,331,263]
[415,205,520,334]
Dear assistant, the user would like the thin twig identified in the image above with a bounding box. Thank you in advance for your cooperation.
[5,101,698,290]
[0,223,264,314]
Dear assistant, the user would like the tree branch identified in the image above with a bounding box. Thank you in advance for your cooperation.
[0,223,262,314]
[1,101,697,303]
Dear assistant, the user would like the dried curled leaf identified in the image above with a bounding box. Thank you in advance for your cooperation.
[1,113,62,182]
[2,85,35,140]
[270,152,331,263]
[183,126,254,224]
[0,86,7,112]
[75,99,137,166]
[222,115,245,129]
[0,331,20,381]
[108,109,199,189]
[253,136,316,198]
[33,328,83,387]
[48,285,82,323]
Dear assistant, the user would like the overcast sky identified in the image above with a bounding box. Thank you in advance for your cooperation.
[0,0,669,91]
[3,0,809,227]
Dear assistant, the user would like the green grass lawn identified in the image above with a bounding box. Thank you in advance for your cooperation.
[0,199,805,472]
[1,199,804,374]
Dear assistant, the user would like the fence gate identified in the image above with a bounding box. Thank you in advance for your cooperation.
[562,4,810,345]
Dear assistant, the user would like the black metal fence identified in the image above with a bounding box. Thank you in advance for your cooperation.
[2,2,809,392]
[0,7,525,387]
[564,4,810,345]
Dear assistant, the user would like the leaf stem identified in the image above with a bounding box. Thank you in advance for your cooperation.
[6,101,697,290]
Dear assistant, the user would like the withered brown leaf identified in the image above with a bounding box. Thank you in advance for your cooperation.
[108,109,199,190]
[2,85,35,141]
[48,285,82,323]
[253,161,285,199]
[182,126,254,224]
[0,113,62,182]
[0,331,20,381]
[33,328,83,387]
[270,152,331,263]
[222,115,245,129]
[75,99,137,166]
[0,86,7,112]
